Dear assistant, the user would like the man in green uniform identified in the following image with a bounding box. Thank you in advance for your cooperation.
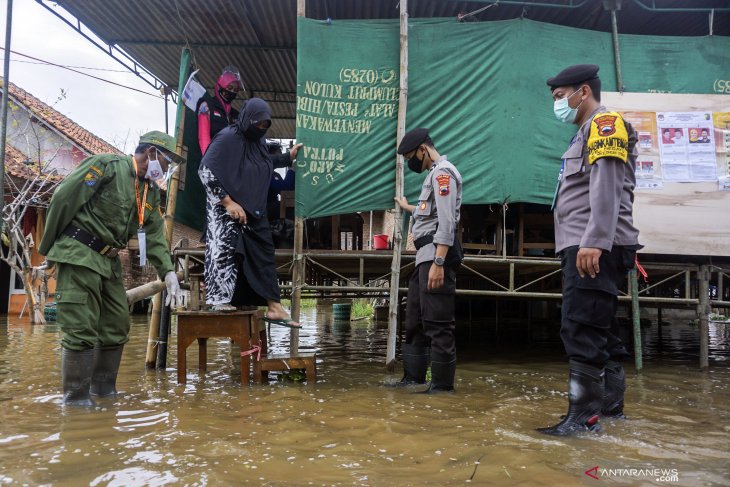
[39,131,184,406]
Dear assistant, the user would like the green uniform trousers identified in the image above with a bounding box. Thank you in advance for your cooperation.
[55,262,130,351]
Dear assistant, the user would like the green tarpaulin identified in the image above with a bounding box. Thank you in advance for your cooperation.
[294,17,730,219]
[175,17,730,226]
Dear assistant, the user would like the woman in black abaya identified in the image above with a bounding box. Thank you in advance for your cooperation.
[199,97,302,326]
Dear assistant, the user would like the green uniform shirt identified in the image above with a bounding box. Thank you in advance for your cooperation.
[39,154,174,280]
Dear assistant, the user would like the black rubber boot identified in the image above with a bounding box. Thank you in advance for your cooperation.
[420,352,455,394]
[387,343,428,387]
[537,361,603,436]
[90,345,124,397]
[62,348,95,407]
[602,360,626,419]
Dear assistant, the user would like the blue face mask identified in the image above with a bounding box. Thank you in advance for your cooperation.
[553,89,583,124]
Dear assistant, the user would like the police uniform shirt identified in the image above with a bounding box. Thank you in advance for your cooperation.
[411,155,462,266]
[553,106,641,253]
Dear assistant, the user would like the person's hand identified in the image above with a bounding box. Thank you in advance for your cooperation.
[576,247,602,278]
[428,263,445,290]
[394,197,408,209]
[289,143,303,160]
[223,199,247,224]
[164,271,183,308]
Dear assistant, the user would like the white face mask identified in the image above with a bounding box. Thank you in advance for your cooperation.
[553,88,583,124]
[145,149,165,180]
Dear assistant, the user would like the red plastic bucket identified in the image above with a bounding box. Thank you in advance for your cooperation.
[373,234,389,250]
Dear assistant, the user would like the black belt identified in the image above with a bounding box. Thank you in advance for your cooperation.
[63,225,122,258]
[414,234,434,250]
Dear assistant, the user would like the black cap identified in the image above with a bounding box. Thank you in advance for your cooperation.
[546,64,599,90]
[397,128,429,155]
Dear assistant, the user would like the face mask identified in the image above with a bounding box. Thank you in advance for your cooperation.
[244,125,268,141]
[407,149,425,173]
[553,89,583,124]
[145,149,164,180]
[160,164,178,186]
[219,87,237,103]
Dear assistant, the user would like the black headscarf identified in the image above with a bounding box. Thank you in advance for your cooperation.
[201,98,273,219]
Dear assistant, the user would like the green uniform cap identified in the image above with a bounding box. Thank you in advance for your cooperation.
[139,131,185,164]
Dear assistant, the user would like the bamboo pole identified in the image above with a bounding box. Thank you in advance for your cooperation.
[386,0,408,371]
[126,271,184,305]
[0,0,13,220]
[629,267,642,372]
[698,265,710,369]
[145,47,191,369]
[290,0,306,352]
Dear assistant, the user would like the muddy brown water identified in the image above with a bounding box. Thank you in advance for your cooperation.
[0,304,729,486]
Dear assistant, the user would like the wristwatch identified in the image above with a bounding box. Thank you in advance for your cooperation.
[433,256,445,266]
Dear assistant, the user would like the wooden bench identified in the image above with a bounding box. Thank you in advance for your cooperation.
[252,352,317,384]
[175,310,263,384]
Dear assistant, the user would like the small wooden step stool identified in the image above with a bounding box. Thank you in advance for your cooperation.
[175,310,262,384]
[252,352,317,384]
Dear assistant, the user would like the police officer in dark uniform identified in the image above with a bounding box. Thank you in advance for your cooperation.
[392,128,463,393]
[538,65,642,435]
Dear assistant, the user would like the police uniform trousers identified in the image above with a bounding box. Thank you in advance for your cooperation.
[55,262,130,351]
[405,262,457,357]
[560,245,635,366]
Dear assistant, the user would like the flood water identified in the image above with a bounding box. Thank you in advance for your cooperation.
[1,304,729,486]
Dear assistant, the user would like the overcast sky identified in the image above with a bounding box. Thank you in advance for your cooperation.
[1,0,176,153]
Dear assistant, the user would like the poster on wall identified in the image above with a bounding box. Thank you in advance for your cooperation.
[656,112,716,182]
[622,111,663,189]
[713,112,730,191]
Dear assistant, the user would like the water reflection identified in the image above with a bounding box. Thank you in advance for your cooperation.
[0,303,728,486]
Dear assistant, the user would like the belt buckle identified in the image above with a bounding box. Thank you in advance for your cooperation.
[101,246,121,258]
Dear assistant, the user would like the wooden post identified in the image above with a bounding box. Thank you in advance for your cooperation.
[290,0,306,352]
[629,267,643,372]
[386,0,408,371]
[146,47,191,369]
[698,265,710,369]
[0,0,13,218]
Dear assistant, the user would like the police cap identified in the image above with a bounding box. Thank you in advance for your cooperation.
[546,64,599,90]
[397,128,430,155]
[139,131,186,164]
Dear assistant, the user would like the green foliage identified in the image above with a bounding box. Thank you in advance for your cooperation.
[280,298,317,309]
[278,369,307,382]
[351,299,373,318]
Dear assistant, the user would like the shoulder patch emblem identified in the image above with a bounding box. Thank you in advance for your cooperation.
[593,114,617,136]
[84,172,98,186]
[435,174,451,196]
[587,111,629,164]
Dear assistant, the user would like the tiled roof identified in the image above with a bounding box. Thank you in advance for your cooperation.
[1,77,122,156]
[4,142,63,183]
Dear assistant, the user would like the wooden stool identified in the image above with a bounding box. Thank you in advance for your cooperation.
[253,352,317,384]
[175,310,262,384]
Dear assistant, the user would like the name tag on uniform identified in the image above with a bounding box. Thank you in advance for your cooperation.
[137,229,147,266]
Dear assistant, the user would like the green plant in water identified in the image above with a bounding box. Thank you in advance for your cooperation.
[278,369,307,382]
[280,298,317,310]
[351,299,373,318]
[426,367,432,383]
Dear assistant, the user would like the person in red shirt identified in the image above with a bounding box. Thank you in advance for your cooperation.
[197,66,243,155]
